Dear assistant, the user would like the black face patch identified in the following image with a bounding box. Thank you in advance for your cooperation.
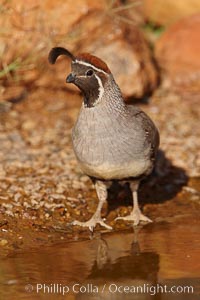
[76,75,100,108]
[70,63,106,108]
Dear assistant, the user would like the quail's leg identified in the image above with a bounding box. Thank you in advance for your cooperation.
[115,181,152,226]
[72,180,112,231]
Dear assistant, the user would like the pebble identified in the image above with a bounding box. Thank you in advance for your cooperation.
[0,239,8,246]
[183,186,199,194]
[50,194,66,200]
[14,193,22,202]
[72,181,86,190]
[67,197,79,202]
[6,279,18,285]
[80,175,89,182]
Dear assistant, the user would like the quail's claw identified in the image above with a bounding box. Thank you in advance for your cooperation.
[138,214,152,223]
[72,218,112,231]
[99,219,113,230]
[115,209,152,226]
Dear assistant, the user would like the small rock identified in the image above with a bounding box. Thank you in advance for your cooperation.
[0,101,12,113]
[0,239,8,246]
[72,180,86,190]
[51,193,65,200]
[14,193,22,202]
[56,186,65,193]
[80,175,89,183]
[6,279,18,285]
[22,120,36,131]
[31,199,39,206]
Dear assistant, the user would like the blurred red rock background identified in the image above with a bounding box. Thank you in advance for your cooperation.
[155,14,200,90]
[1,0,200,100]
[143,0,200,26]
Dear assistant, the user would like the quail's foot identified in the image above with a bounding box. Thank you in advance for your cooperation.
[115,208,152,226]
[72,215,112,232]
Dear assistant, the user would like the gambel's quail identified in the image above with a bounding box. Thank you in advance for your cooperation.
[48,47,160,231]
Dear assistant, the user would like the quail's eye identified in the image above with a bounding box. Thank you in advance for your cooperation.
[86,69,94,76]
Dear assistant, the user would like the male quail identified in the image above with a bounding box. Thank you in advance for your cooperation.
[48,47,160,231]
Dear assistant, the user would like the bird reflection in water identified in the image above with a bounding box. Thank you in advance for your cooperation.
[76,227,161,300]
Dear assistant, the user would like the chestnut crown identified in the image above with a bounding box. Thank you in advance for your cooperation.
[48,47,112,108]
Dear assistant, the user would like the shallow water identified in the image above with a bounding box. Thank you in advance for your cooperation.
[1,219,200,300]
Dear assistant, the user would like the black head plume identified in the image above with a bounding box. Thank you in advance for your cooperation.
[48,47,75,64]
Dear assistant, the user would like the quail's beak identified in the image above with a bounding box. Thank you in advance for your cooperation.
[66,73,76,83]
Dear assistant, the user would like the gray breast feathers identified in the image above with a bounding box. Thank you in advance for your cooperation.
[71,104,158,179]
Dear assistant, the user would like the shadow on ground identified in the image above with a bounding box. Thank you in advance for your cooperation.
[106,150,188,213]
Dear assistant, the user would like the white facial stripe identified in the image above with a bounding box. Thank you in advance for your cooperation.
[72,60,107,75]
[94,74,104,105]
